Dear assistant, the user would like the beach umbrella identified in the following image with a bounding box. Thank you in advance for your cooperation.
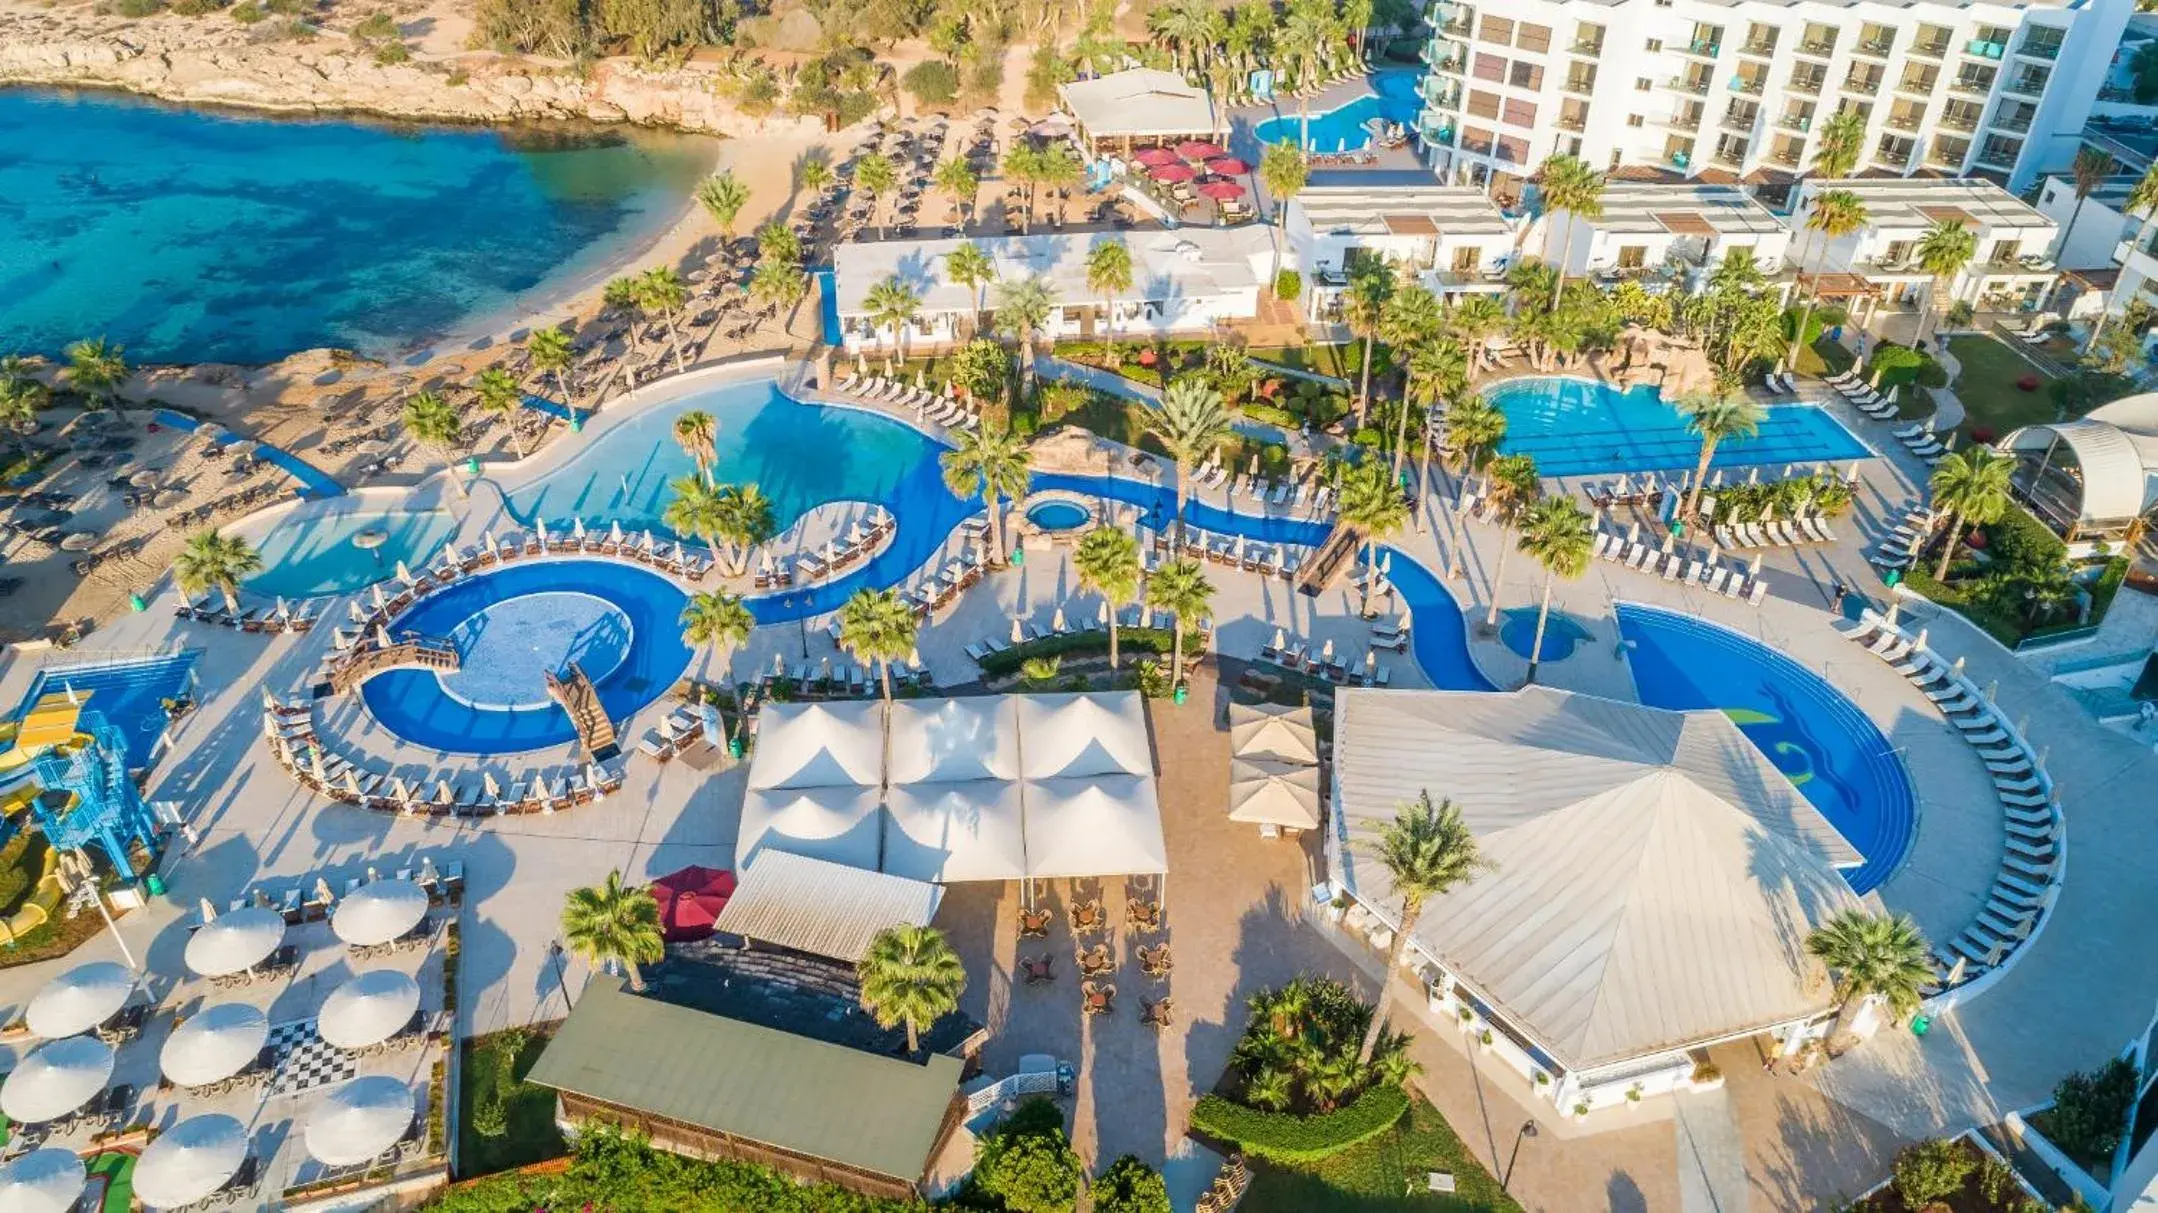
[536,518,550,545]
[1746,467,1759,485]
[1626,521,1641,547]
[388,775,412,803]
[640,530,657,552]
[394,559,415,586]
[58,533,96,552]
[1750,552,1765,578]
[572,517,587,540]
[0,1149,85,1213]
[483,772,501,798]
[1011,617,1025,644]
[1205,156,1251,175]
[771,651,785,676]
[185,907,284,978]
[1321,637,1335,663]
[317,970,422,1049]
[1052,606,1067,632]
[587,763,611,796]
[161,1003,269,1088]
[1272,627,1286,652]
[1,1036,114,1123]
[1198,180,1244,201]
[342,768,366,798]
[307,747,329,783]
[485,530,501,557]
[333,878,428,947]
[1661,531,1676,554]
[26,961,134,1039]
[434,780,453,805]
[1176,140,1227,159]
[649,865,737,941]
[306,1077,416,1167]
[273,598,291,622]
[1133,147,1180,166]
[135,1114,248,1210]
[369,584,388,612]
[1148,162,1196,183]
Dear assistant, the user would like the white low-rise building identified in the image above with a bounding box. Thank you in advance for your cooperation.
[1793,177,2060,314]
[829,228,1275,354]
[1284,179,1518,321]
[1535,181,1793,293]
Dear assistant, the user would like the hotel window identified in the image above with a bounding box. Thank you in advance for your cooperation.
[1479,14,1514,44]
[1516,23,1552,53]
[1467,90,1502,119]
[1617,245,1648,269]
[1572,22,1605,55]
[1502,98,1538,128]
[1461,126,1496,156]
[1495,134,1530,164]
[1509,61,1543,90]
[1645,38,1663,52]
[1636,77,1653,92]
[1453,246,1483,273]
[1627,114,1644,127]
[1473,53,1507,82]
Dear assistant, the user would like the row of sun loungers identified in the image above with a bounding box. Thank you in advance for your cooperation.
[1709,514,1836,550]
[1259,631,1393,686]
[1142,525,1309,580]
[265,703,622,815]
[1870,507,1937,570]
[834,371,983,430]
[795,513,896,582]
[1761,371,1802,397]
[1194,458,1337,517]
[1592,531,1771,604]
[176,599,320,634]
[1835,613,2061,986]
[965,604,1214,666]
[1822,370,1904,422]
[903,546,990,619]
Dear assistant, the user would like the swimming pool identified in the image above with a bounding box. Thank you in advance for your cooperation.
[17,652,200,769]
[1615,604,1914,893]
[359,559,692,754]
[1254,71,1422,152]
[1026,500,1090,531]
[247,510,462,599]
[1484,377,1871,479]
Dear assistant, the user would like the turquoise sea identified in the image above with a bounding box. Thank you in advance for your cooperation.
[0,88,717,366]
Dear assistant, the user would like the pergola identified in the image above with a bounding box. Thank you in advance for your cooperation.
[2001,394,2158,542]
[1056,69,1221,158]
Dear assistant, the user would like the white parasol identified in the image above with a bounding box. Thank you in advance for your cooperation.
[184,906,284,978]
[305,1076,417,1166]
[26,961,135,1039]
[160,1003,269,1088]
[1051,606,1066,632]
[1010,617,1025,644]
[331,878,428,947]
[394,559,415,586]
[0,1149,85,1213]
[1,1036,114,1123]
[317,970,422,1050]
[134,1113,249,1210]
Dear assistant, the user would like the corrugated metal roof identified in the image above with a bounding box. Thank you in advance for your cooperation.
[1295,183,1512,238]
[528,980,961,1182]
[1333,687,1864,1071]
[714,850,942,963]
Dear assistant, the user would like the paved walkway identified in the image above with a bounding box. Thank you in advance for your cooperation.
[1674,1087,1752,1213]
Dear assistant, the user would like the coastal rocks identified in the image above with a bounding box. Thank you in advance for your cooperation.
[1590,325,1722,398]
[0,11,824,140]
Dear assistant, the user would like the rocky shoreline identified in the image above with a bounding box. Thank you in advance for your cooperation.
[0,9,818,138]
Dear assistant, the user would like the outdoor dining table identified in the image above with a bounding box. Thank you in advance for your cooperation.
[1021,955,1056,985]
[1142,997,1174,1029]
[1081,982,1116,1017]
[1127,899,1163,930]
[1070,900,1105,933]
[1138,943,1172,979]
[1076,944,1113,978]
[1018,908,1052,940]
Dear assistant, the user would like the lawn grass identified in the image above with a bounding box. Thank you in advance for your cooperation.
[1239,1093,1525,1213]
[86,1150,135,1212]
[1250,342,1360,381]
[455,1027,566,1179]
[1793,335,1854,378]
[1943,335,2061,440]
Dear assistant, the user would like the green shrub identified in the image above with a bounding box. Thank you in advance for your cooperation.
[977,628,1173,677]
[1093,1154,1171,1213]
[902,60,961,105]
[1274,269,1302,301]
[0,829,52,917]
[1240,402,1301,430]
[1892,1138,1976,1209]
[1189,1084,1411,1163]
[115,0,164,16]
[168,0,216,14]
[350,9,397,37]
[427,1126,924,1211]
[375,41,410,63]
[230,2,265,21]
[1865,342,1945,389]
[975,1097,1081,1212]
[2046,1058,2138,1166]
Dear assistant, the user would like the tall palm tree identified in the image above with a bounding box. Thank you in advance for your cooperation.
[993,277,1057,395]
[753,219,801,268]
[838,586,920,706]
[940,424,1033,562]
[864,277,923,375]
[561,870,665,992]
[637,266,692,374]
[662,475,725,554]
[1785,190,1868,373]
[696,169,752,236]
[1258,143,1311,275]
[713,483,775,576]
[64,338,127,408]
[857,924,967,1055]
[1397,338,1466,480]
[1913,218,1978,345]
[1085,239,1135,363]
[1147,557,1214,692]
[173,528,262,612]
[799,158,836,197]
[402,391,462,457]
[1676,392,1766,520]
[2058,147,2116,262]
[944,242,997,337]
[1811,109,1868,183]
[526,326,575,418]
[1073,526,1141,667]
[1536,156,1606,312]
[1342,264,1394,428]
[473,368,526,456]
[1357,792,1487,1064]
[1441,395,1507,472]
[1148,381,1233,538]
[1479,453,1542,627]
[1806,910,1932,1040]
[1927,447,2015,579]
[680,589,754,682]
[1336,460,1409,615]
[749,260,809,316]
[0,375,50,433]
[673,409,718,484]
[1516,496,1594,682]
[934,158,980,231]
[854,153,898,226]
[1450,294,1507,372]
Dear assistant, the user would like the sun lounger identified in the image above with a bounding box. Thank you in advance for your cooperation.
[1976,906,2033,939]
[1663,556,1683,581]
[2003,819,2054,845]
[2002,853,2054,881]
[2004,835,2054,862]
[1706,568,1729,594]
[1949,930,2006,968]
[1825,369,1861,387]
[1996,870,2050,899]
[1995,773,2043,796]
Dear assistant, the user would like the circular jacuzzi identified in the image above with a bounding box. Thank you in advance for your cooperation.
[1026,499,1091,532]
[1017,491,1099,542]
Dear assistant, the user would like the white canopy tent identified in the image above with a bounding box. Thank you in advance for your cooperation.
[736,785,886,870]
[712,850,942,964]
[1021,777,1169,880]
[2002,393,2158,535]
[1057,69,1220,151]
[881,782,1029,883]
[1014,692,1154,780]
[748,701,885,790]
[1227,758,1323,830]
[885,698,1022,784]
[1228,703,1320,765]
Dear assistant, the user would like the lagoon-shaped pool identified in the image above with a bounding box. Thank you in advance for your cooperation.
[1255,71,1422,152]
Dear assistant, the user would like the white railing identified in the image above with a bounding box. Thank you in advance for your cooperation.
[965,1069,1062,1116]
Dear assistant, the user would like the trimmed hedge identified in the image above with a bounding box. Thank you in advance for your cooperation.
[1189,1084,1412,1164]
[977,627,1174,677]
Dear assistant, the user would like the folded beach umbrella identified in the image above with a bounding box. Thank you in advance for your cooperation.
[26,960,134,1039]
[161,1003,269,1088]
[134,1114,248,1210]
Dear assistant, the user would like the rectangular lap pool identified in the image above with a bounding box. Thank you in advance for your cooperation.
[1485,377,1872,479]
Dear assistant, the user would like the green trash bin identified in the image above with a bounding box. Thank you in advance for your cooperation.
[1173,685,1188,705]
[144,873,166,897]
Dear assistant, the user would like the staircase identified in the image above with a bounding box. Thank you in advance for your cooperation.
[1295,523,1362,597]
[545,663,618,758]
[328,638,459,695]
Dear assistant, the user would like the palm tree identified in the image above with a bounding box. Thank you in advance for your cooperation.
[749,259,809,315]
[838,586,919,706]
[1074,526,1141,667]
[934,158,980,230]
[712,483,775,576]
[1398,338,1466,480]
[1450,294,1507,372]
[940,423,1033,562]
[173,528,262,612]
[1085,239,1135,363]
[64,338,127,408]
[1357,792,1486,1064]
[945,242,997,337]
[1676,392,1766,520]
[402,391,462,457]
[993,277,1057,394]
[526,326,575,417]
[2058,147,2116,263]
[473,368,525,456]
[855,154,898,235]
[1913,218,1978,345]
[637,266,692,374]
[560,870,665,993]
[696,170,752,236]
[0,375,50,433]
[680,589,754,682]
[1258,144,1311,270]
[754,219,801,268]
[662,475,725,554]
[1811,108,1868,182]
[1342,264,1394,428]
[1516,496,1594,682]
[1147,558,1214,692]
[1785,190,1868,373]
[1806,909,1932,1040]
[857,924,967,1055]
[864,277,922,376]
[1479,453,1542,627]
[1336,460,1409,615]
[1536,156,1606,311]
[1441,394,1506,471]
[1927,447,2015,579]
[1148,381,1234,538]
[799,158,835,197]
[673,409,718,484]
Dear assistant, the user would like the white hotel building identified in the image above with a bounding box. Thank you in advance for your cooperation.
[1419,0,2134,202]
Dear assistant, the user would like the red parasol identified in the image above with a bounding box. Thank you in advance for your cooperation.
[1198,180,1245,200]
[1149,162,1197,182]
[649,864,737,941]
[1177,140,1228,160]
[1132,147,1181,167]
[1205,156,1251,175]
